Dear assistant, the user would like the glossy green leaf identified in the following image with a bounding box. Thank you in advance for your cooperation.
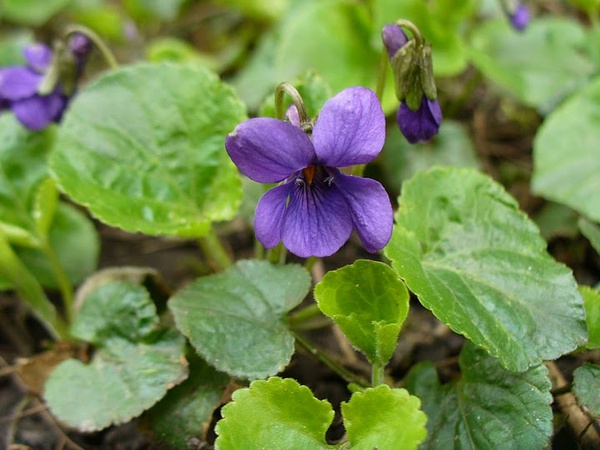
[468,18,596,111]
[51,63,245,238]
[44,281,187,431]
[169,260,311,379]
[145,352,230,448]
[405,342,553,450]
[581,286,600,349]
[0,202,99,290]
[233,0,389,111]
[215,377,334,450]
[314,260,409,366]
[0,114,55,247]
[573,363,600,417]
[532,77,600,221]
[381,120,479,195]
[2,0,70,26]
[385,167,587,371]
[342,385,427,450]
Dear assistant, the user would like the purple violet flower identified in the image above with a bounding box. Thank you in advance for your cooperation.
[508,3,530,32]
[397,97,442,144]
[381,24,442,144]
[225,86,393,258]
[0,36,91,131]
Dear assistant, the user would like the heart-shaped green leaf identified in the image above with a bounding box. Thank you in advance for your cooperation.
[50,63,246,237]
[342,385,427,450]
[314,259,409,366]
[44,281,187,431]
[468,18,596,111]
[169,260,311,379]
[405,342,553,449]
[532,77,600,220]
[215,377,335,450]
[573,363,600,417]
[385,167,587,371]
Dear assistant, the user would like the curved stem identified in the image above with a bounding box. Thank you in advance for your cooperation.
[63,24,119,70]
[41,240,74,324]
[375,47,389,102]
[293,331,367,387]
[395,19,424,47]
[275,82,309,124]
[288,303,331,331]
[0,233,68,340]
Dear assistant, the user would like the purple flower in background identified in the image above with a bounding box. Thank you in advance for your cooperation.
[226,87,393,258]
[0,35,91,130]
[382,24,442,144]
[508,3,530,31]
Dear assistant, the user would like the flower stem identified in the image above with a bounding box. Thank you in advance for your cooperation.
[63,24,119,70]
[40,240,74,324]
[0,233,68,340]
[375,47,389,103]
[274,82,309,124]
[198,227,233,271]
[395,19,424,47]
[288,303,331,330]
[267,242,286,264]
[292,331,367,387]
[371,363,385,386]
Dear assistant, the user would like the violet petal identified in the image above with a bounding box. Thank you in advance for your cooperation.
[510,4,530,31]
[24,44,53,73]
[397,97,442,144]
[225,118,316,183]
[11,93,65,130]
[0,67,42,101]
[281,180,353,258]
[285,105,300,127]
[334,171,393,253]
[382,24,409,59]
[312,86,385,167]
[254,182,294,249]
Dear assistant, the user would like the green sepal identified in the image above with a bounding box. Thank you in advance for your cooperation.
[391,40,436,110]
[420,45,437,100]
[391,39,420,108]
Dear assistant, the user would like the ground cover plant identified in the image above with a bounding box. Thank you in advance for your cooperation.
[1,0,600,448]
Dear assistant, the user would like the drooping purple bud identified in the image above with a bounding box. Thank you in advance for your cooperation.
[381,24,409,59]
[68,33,93,73]
[509,4,530,31]
[396,97,442,144]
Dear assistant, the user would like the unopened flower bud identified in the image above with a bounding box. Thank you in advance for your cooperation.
[382,20,442,143]
[508,3,530,31]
